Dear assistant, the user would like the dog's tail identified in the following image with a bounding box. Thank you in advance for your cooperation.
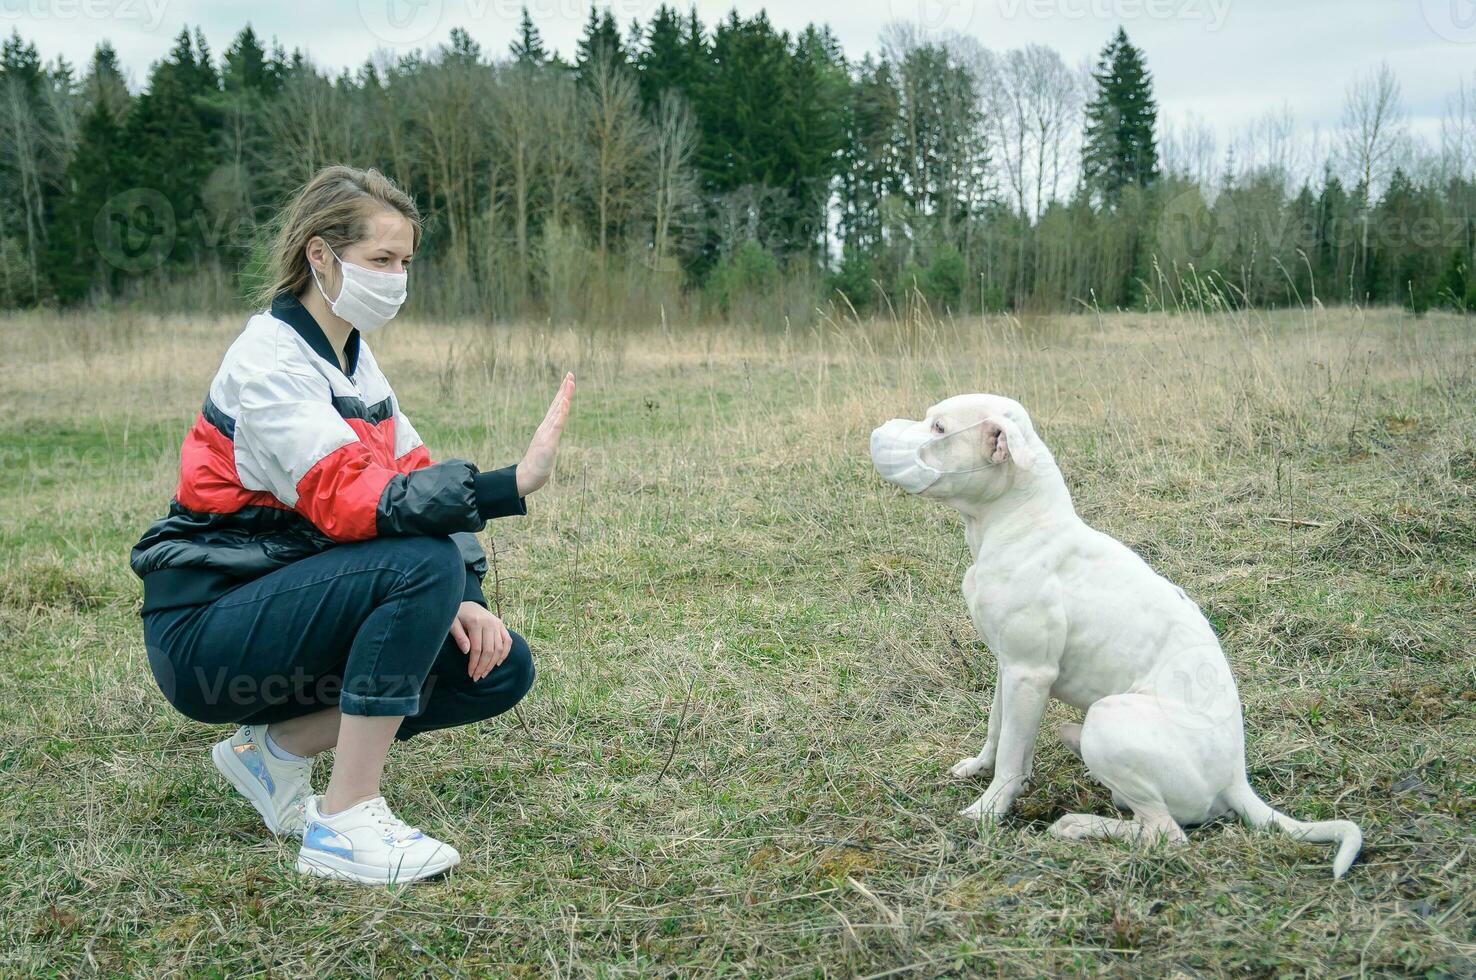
[1225,781,1362,879]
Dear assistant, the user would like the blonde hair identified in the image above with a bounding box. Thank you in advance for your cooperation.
[252,165,422,307]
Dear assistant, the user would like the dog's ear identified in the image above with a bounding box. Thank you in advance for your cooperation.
[982,415,1038,471]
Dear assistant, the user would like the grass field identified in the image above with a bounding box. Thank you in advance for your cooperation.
[2,303,1474,976]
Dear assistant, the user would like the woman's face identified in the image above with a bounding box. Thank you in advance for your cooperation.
[309,209,415,294]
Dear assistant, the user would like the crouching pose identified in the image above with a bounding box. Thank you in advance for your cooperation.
[131,165,575,884]
[870,394,1361,878]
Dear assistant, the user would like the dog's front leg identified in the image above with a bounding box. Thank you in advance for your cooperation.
[950,671,1003,779]
[959,666,1055,821]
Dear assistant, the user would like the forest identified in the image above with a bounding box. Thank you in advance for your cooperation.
[2,7,1475,323]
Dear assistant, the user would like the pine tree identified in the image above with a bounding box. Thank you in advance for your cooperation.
[702,12,792,194]
[509,7,547,65]
[82,41,130,118]
[576,6,625,75]
[120,27,221,271]
[839,55,900,255]
[1,30,43,94]
[788,25,848,255]
[223,25,281,96]
[44,43,132,300]
[218,25,283,265]
[636,5,689,107]
[1,31,63,301]
[1081,28,1158,205]
[445,26,482,65]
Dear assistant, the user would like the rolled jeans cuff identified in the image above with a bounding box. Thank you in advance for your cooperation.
[340,691,422,717]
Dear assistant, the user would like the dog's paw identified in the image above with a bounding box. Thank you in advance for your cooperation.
[958,798,1001,822]
[959,792,1012,823]
[1047,814,1094,840]
[959,776,1022,823]
[949,756,991,780]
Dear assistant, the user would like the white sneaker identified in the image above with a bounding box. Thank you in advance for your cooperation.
[296,795,460,884]
[210,724,314,837]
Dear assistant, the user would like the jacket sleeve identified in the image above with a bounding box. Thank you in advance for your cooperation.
[233,370,516,545]
[389,397,522,607]
[389,398,526,521]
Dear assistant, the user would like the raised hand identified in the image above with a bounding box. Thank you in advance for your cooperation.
[516,372,575,497]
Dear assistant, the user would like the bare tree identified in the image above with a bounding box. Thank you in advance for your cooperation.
[489,61,543,283]
[992,44,1080,221]
[886,28,989,242]
[537,70,581,232]
[1339,62,1407,290]
[1161,112,1219,191]
[1340,62,1407,192]
[648,89,698,272]
[405,47,493,274]
[580,52,651,260]
[1033,48,1082,216]
[363,51,415,191]
[979,46,1026,220]
[262,70,357,186]
[1234,104,1300,190]
[1441,72,1476,180]
[0,76,47,298]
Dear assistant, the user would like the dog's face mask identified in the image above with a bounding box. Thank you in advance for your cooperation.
[870,418,992,494]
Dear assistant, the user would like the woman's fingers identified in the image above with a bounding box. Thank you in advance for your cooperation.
[466,618,486,678]
[471,621,491,680]
[536,374,573,432]
[477,620,497,680]
[450,619,471,655]
[518,373,575,497]
[538,376,573,444]
[544,373,573,425]
[454,607,516,679]
[494,622,512,667]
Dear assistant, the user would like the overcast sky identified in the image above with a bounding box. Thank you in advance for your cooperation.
[9,0,1474,149]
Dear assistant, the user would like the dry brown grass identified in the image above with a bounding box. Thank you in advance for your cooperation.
[1,303,1473,976]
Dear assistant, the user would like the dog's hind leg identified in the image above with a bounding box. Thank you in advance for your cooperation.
[1053,693,1221,851]
[1058,722,1083,760]
[1048,810,1187,845]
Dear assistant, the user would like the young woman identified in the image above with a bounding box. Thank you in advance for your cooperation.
[131,165,574,884]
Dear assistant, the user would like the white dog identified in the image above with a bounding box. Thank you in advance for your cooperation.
[870,394,1361,878]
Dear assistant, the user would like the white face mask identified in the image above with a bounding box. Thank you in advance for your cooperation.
[311,244,407,334]
[870,418,992,494]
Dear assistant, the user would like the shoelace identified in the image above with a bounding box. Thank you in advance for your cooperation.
[362,799,422,843]
[276,764,313,818]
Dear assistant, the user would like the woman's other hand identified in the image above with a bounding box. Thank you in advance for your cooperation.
[449,601,512,681]
[516,372,574,497]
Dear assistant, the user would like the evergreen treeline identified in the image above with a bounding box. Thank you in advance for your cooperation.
[2,13,1474,322]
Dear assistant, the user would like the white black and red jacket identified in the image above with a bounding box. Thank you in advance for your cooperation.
[131,293,524,612]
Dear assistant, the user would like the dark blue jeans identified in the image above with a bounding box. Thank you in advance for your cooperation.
[142,536,534,740]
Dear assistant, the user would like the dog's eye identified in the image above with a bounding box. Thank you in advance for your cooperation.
[932,421,945,435]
